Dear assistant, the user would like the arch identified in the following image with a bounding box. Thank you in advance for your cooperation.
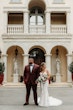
[6,45,24,54]
[28,45,46,65]
[50,45,68,83]
[28,45,46,54]
[50,45,68,54]
[7,45,24,82]
[28,0,46,11]
[28,0,46,26]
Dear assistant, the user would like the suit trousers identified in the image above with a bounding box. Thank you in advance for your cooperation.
[25,83,38,104]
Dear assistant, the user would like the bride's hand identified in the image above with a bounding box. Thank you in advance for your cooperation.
[35,81,38,84]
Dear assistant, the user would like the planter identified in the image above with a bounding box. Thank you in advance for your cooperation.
[0,74,4,85]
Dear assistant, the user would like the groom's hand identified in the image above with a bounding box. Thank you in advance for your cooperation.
[24,79,27,84]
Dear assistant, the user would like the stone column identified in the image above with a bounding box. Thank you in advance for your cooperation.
[67,11,70,34]
[45,11,51,34]
[45,54,52,73]
[2,54,8,83]
[4,12,7,34]
[22,54,29,69]
[24,0,28,8]
[24,10,29,34]
[67,54,72,83]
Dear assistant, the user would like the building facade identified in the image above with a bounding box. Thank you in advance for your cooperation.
[0,0,73,83]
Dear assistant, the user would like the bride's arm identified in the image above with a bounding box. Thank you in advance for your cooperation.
[46,70,50,79]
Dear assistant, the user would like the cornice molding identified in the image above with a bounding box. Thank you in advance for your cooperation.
[2,33,72,41]
[3,6,70,13]
[46,6,71,13]
[3,7,28,12]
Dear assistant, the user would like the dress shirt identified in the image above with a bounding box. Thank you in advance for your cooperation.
[30,64,34,73]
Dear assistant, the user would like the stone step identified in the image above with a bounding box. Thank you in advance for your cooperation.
[1,82,72,88]
[49,82,72,87]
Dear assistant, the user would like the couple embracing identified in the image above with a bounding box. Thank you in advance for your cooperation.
[23,57,62,107]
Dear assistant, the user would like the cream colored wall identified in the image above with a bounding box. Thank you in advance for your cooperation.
[69,1,73,52]
[0,0,73,83]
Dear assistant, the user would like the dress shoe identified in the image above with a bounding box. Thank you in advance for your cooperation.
[35,103,38,106]
[23,103,29,105]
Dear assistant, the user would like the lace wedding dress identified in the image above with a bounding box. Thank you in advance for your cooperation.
[38,72,62,107]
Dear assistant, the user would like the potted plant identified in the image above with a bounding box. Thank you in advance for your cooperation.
[69,61,73,81]
[0,62,5,85]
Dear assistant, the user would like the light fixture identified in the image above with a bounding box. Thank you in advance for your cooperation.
[15,48,18,56]
[72,51,73,61]
[56,47,59,58]
[0,50,2,58]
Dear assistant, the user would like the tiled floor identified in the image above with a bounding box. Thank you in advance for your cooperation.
[0,86,73,110]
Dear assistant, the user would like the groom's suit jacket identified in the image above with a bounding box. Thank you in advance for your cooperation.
[24,64,40,85]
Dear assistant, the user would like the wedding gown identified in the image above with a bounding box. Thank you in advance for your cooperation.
[38,72,62,107]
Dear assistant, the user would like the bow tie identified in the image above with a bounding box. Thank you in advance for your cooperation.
[29,64,34,66]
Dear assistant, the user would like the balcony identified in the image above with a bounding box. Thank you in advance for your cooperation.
[7,24,67,34]
[51,25,67,34]
[7,25,24,34]
[29,25,46,33]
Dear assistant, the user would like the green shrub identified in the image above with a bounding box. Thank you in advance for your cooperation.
[69,62,73,73]
[0,62,5,74]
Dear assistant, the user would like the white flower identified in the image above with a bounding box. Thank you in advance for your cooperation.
[36,73,48,84]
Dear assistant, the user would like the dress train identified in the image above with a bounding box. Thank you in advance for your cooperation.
[38,72,63,107]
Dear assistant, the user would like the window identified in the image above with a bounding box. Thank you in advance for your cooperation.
[8,13,23,24]
[29,7,44,25]
[51,13,66,25]
[30,16,44,25]
[54,0,64,3]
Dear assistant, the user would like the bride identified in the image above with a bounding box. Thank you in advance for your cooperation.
[38,62,62,107]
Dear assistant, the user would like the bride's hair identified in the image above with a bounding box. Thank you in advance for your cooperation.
[40,62,46,71]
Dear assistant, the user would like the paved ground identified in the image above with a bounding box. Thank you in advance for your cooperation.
[0,85,73,110]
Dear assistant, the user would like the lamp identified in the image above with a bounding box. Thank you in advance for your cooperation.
[56,47,59,58]
[72,51,73,61]
[0,50,2,59]
[15,48,18,57]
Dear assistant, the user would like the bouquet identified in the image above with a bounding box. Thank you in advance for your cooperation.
[36,73,48,84]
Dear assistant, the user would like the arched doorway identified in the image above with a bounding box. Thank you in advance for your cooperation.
[51,46,68,82]
[7,46,24,82]
[28,0,46,33]
[29,47,45,65]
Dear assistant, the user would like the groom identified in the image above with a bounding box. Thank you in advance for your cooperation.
[23,56,40,105]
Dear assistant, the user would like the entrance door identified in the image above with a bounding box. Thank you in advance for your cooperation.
[29,48,45,65]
